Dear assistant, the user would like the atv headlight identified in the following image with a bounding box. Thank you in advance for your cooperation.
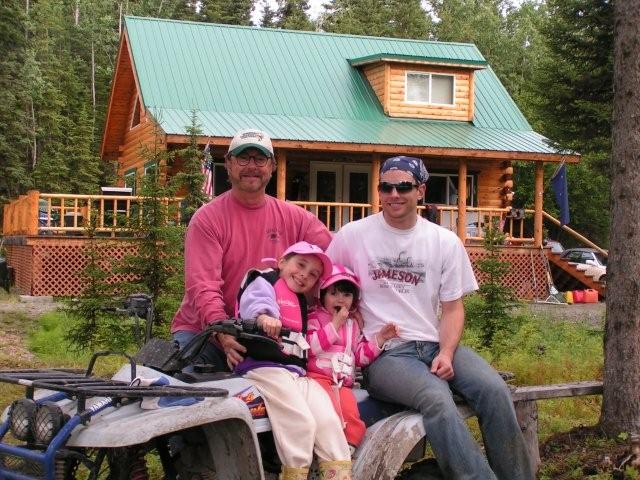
[9,399,37,441]
[34,402,66,445]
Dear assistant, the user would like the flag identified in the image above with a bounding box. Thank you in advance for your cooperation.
[201,141,213,199]
[551,162,570,226]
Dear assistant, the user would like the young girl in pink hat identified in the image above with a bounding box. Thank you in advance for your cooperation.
[306,264,399,450]
[235,241,352,480]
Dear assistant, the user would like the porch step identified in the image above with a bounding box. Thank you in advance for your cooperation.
[545,250,606,298]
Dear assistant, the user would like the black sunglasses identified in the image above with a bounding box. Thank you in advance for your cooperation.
[377,181,419,194]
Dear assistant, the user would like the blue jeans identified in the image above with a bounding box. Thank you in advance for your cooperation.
[364,342,534,480]
[172,330,229,372]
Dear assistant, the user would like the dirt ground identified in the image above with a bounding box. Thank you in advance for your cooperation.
[0,294,62,366]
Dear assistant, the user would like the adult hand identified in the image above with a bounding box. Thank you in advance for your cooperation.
[218,332,246,369]
[257,314,282,338]
[430,352,455,380]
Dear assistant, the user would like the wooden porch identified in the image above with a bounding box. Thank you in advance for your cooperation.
[2,189,573,299]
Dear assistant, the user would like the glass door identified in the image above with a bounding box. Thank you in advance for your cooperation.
[310,163,370,230]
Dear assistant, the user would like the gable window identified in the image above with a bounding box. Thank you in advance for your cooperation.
[130,99,141,128]
[124,168,137,195]
[405,72,455,105]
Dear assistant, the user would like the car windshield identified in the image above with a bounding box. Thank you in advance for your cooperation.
[594,253,607,266]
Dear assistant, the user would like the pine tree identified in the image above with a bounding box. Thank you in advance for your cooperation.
[0,0,32,211]
[201,0,254,25]
[321,0,391,37]
[114,126,184,334]
[522,0,613,246]
[260,0,278,28]
[275,0,314,31]
[387,0,431,39]
[172,111,209,225]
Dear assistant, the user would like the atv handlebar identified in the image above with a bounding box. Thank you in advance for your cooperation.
[208,318,291,338]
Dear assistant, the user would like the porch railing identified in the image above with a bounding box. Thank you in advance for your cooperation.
[3,192,536,244]
[2,191,182,237]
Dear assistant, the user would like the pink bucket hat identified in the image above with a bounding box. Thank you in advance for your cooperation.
[281,241,333,281]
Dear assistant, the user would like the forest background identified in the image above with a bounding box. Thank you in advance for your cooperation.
[0,0,613,247]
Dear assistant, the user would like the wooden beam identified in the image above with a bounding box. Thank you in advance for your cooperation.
[383,63,390,114]
[534,162,544,247]
[371,154,381,214]
[27,190,40,236]
[276,149,286,201]
[165,135,581,164]
[457,159,467,242]
[468,72,475,122]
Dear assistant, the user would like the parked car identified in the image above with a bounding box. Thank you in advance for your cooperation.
[560,248,607,267]
[560,247,607,282]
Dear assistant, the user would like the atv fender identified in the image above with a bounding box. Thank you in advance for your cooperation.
[353,411,425,480]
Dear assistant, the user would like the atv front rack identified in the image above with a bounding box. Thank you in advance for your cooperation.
[0,353,229,480]
[0,368,228,413]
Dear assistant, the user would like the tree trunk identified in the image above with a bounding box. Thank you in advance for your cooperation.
[601,0,640,436]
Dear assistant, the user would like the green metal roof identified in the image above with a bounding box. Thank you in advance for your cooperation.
[348,53,488,68]
[124,16,562,155]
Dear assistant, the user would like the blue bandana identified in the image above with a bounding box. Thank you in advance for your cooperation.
[380,156,429,184]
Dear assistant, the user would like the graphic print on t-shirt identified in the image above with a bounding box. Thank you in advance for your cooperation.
[368,250,426,294]
[266,227,281,242]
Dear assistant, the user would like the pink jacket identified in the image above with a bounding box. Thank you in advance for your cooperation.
[306,306,381,386]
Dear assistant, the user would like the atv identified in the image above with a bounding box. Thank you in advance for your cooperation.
[0,295,439,480]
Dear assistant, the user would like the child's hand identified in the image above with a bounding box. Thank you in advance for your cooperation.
[257,314,282,338]
[331,306,349,330]
[376,323,400,347]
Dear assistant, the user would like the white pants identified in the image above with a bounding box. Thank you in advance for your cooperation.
[245,367,351,467]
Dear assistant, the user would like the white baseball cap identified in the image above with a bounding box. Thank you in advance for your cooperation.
[228,129,274,158]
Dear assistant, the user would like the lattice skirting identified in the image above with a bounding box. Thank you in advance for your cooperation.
[5,237,139,297]
[5,238,548,299]
[466,246,549,300]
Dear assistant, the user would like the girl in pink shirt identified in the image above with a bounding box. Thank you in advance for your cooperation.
[306,265,399,448]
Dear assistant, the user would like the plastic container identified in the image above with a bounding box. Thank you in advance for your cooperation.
[584,289,599,303]
[564,291,574,304]
[572,290,586,303]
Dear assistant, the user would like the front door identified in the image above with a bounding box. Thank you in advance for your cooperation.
[310,162,370,230]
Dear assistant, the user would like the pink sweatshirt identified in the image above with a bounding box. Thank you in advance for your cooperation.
[171,192,331,334]
[306,306,382,387]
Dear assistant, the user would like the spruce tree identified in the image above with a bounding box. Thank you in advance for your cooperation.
[387,0,430,39]
[260,0,278,28]
[276,0,314,31]
[0,0,32,211]
[322,0,391,37]
[201,0,254,25]
[172,111,209,225]
[114,126,183,334]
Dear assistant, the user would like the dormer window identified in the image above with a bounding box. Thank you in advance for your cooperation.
[405,72,455,105]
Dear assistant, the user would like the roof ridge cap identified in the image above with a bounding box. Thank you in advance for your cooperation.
[123,15,480,49]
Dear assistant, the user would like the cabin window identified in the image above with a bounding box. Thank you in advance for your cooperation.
[405,72,455,105]
[143,161,157,177]
[124,168,137,195]
[424,173,475,206]
[131,100,141,128]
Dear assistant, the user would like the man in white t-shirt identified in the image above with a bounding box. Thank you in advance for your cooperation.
[327,156,533,480]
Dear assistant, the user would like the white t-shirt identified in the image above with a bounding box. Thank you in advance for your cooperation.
[327,213,478,345]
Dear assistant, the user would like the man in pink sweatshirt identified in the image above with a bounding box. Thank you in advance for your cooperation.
[171,128,331,370]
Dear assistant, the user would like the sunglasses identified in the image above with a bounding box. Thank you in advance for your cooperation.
[377,181,419,194]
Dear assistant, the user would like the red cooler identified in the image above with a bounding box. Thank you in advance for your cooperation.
[572,290,586,303]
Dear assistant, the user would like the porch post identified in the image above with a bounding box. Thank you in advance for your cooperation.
[276,149,286,201]
[371,154,381,214]
[27,190,40,236]
[534,161,544,247]
[457,159,467,243]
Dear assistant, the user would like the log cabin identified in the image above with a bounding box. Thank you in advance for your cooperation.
[4,17,603,298]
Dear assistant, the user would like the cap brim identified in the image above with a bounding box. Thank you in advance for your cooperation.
[229,144,273,157]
